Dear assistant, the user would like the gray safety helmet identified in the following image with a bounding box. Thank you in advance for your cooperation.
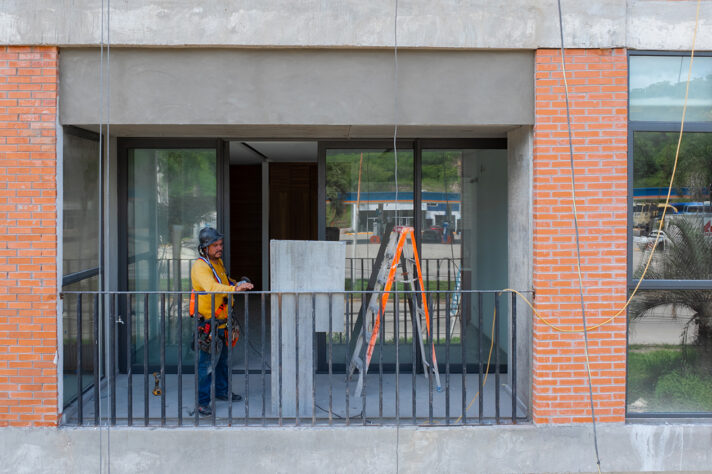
[198,227,224,253]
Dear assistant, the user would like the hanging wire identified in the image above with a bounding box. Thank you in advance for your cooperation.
[392,4,400,472]
[393,0,400,230]
[555,0,601,470]
[98,0,105,471]
[105,2,112,472]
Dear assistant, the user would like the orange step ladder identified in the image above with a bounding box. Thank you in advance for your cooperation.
[348,226,441,397]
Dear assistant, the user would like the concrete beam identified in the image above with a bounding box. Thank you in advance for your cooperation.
[2,423,711,472]
[4,1,712,50]
[0,0,624,49]
[59,48,534,129]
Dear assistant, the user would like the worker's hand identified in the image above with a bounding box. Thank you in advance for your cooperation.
[235,281,253,291]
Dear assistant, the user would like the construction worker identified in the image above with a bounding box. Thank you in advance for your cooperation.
[191,227,253,416]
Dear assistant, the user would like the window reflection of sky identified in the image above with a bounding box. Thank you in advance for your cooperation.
[630,56,712,93]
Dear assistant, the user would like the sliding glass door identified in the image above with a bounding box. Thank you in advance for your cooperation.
[320,140,508,373]
[121,140,222,371]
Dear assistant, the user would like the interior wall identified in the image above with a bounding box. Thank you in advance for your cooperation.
[230,165,263,290]
[269,163,318,242]
[463,149,509,345]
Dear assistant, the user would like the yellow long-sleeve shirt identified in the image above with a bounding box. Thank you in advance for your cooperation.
[191,257,236,326]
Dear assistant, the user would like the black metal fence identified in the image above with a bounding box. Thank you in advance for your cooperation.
[60,289,528,427]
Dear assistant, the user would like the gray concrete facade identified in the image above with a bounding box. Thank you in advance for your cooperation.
[507,126,534,411]
[3,1,712,50]
[269,240,345,417]
[2,423,712,473]
[58,48,534,134]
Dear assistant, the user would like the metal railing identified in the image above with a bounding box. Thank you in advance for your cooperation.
[60,289,528,427]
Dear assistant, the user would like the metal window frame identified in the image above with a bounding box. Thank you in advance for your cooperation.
[316,138,507,374]
[116,138,226,373]
[626,51,712,420]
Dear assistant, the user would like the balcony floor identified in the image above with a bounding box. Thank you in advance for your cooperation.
[62,370,527,426]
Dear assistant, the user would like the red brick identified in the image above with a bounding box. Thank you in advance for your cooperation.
[532,48,627,425]
[0,46,58,427]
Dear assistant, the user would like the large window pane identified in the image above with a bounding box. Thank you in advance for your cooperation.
[63,134,99,275]
[128,148,217,369]
[632,132,712,280]
[325,148,414,367]
[421,149,508,368]
[62,132,100,407]
[628,290,712,414]
[630,55,712,122]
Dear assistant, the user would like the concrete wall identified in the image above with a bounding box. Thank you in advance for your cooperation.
[507,126,533,410]
[2,424,711,473]
[2,1,712,50]
[58,48,534,132]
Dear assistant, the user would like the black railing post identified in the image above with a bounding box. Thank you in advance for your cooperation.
[295,294,300,427]
[160,293,166,426]
[93,293,99,426]
[110,293,116,425]
[278,293,283,426]
[126,294,133,427]
[260,293,266,426]
[461,289,466,425]
[511,292,517,424]
[395,288,400,425]
[312,293,317,426]
[495,293,501,424]
[361,288,367,426]
[193,297,199,427]
[244,292,250,426]
[143,293,149,426]
[210,294,216,426]
[177,293,182,427]
[328,293,333,426]
[76,293,83,425]
[478,292,483,424]
[445,290,450,425]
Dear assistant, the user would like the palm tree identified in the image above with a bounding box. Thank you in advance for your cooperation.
[631,217,712,369]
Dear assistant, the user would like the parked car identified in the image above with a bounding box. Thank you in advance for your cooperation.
[638,230,673,251]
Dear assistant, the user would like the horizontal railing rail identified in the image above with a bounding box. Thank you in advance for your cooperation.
[60,289,530,427]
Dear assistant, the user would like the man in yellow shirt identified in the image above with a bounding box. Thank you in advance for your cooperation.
[191,227,253,416]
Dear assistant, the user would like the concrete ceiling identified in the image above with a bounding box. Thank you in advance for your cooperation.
[229,141,318,164]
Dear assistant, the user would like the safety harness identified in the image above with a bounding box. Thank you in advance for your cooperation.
[189,256,239,352]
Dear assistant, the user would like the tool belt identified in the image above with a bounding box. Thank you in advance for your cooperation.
[195,308,241,354]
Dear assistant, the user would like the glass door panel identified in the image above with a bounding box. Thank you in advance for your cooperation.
[127,148,218,370]
[325,148,415,369]
[420,149,508,371]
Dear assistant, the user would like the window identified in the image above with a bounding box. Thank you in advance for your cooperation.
[628,53,712,416]
[62,129,101,407]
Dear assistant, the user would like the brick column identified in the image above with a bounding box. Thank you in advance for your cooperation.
[532,48,628,424]
[0,46,59,426]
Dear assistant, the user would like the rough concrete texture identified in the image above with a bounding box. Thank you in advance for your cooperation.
[269,240,345,416]
[58,48,534,128]
[507,126,533,410]
[3,0,712,50]
[1,423,711,473]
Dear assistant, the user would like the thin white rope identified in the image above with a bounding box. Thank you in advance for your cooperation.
[105,1,112,472]
[393,0,399,230]
[98,0,105,471]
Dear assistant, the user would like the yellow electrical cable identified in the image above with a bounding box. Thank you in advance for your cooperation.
[509,0,702,335]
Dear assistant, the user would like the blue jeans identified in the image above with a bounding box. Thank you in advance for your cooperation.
[198,335,229,406]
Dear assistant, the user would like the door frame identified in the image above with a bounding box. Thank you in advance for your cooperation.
[316,138,507,373]
[116,138,228,373]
